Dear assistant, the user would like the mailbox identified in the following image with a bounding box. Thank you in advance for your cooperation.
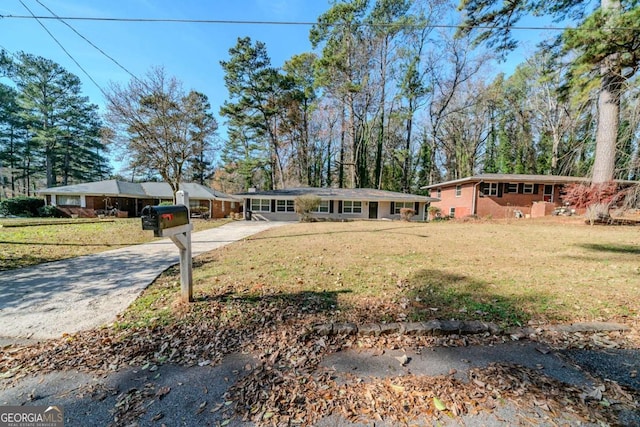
[141,205,190,237]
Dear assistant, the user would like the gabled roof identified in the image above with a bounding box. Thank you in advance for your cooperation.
[37,179,238,201]
[140,182,236,200]
[234,187,438,202]
[421,174,638,190]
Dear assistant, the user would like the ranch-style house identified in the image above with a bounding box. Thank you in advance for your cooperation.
[234,187,438,221]
[38,180,240,219]
[422,173,638,220]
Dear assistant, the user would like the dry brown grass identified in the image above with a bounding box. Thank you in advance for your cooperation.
[3,217,637,427]
[0,218,229,271]
[128,217,640,328]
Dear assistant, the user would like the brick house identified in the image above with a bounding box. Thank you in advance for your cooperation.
[38,180,240,219]
[421,174,634,220]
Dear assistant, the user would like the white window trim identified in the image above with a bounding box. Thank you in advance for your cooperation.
[394,201,414,214]
[276,199,295,212]
[343,200,362,214]
[455,185,462,197]
[523,183,534,194]
[57,195,81,206]
[506,183,518,193]
[315,200,330,213]
[449,207,456,218]
[484,183,498,196]
[251,198,271,212]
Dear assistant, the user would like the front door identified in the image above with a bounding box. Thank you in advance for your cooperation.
[544,185,553,202]
[368,202,378,219]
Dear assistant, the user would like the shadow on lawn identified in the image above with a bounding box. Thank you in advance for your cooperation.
[0,240,125,247]
[0,253,64,272]
[578,243,640,255]
[248,224,429,241]
[405,269,545,326]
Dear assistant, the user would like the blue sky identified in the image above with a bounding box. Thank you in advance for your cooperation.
[0,0,558,171]
[1,1,332,110]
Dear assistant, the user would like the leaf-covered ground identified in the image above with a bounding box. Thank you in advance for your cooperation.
[2,285,638,426]
[2,218,639,425]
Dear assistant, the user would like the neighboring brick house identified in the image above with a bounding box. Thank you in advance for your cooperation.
[422,174,636,219]
[38,180,240,219]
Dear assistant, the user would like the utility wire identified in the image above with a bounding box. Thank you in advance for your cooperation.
[33,0,142,85]
[2,14,639,32]
[17,0,107,96]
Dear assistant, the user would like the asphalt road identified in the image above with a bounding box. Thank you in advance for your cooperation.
[0,221,288,345]
[1,341,638,426]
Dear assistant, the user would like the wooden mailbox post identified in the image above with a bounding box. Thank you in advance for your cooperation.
[141,190,193,302]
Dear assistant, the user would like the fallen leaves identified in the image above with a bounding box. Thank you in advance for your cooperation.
[1,286,639,427]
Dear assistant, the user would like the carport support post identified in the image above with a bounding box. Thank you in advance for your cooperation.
[175,191,193,302]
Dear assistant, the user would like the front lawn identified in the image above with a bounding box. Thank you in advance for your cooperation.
[121,218,640,328]
[0,218,230,271]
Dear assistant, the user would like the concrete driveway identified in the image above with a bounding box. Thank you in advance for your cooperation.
[0,221,288,344]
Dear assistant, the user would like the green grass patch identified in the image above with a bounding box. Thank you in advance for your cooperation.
[0,218,231,271]
[120,218,640,329]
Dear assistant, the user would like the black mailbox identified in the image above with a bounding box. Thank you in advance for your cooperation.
[141,205,190,237]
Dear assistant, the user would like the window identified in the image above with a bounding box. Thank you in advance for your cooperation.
[276,199,295,212]
[523,183,534,194]
[449,207,456,218]
[343,201,362,214]
[315,200,330,213]
[394,201,414,214]
[250,198,270,212]
[57,195,80,206]
[436,188,442,198]
[506,183,518,193]
[455,185,462,197]
[482,183,498,196]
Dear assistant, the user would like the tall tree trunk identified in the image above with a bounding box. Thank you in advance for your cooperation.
[374,37,388,190]
[9,129,16,195]
[592,61,621,183]
[339,105,346,188]
[349,97,358,188]
[403,97,414,193]
[325,138,332,187]
[592,0,622,184]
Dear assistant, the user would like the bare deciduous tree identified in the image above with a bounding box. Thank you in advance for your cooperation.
[105,67,217,198]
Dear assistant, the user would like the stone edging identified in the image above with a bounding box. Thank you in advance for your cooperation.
[313,320,630,338]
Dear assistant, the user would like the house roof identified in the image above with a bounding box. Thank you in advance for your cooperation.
[37,179,238,201]
[234,187,438,202]
[421,174,639,190]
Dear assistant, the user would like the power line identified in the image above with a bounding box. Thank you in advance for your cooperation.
[2,14,639,32]
[33,0,142,85]
[17,0,107,96]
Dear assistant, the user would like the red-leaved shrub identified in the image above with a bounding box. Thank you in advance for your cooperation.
[561,181,625,208]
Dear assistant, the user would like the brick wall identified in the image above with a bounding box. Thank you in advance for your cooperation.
[211,200,241,219]
[429,182,477,218]
[531,201,556,218]
[430,182,566,219]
